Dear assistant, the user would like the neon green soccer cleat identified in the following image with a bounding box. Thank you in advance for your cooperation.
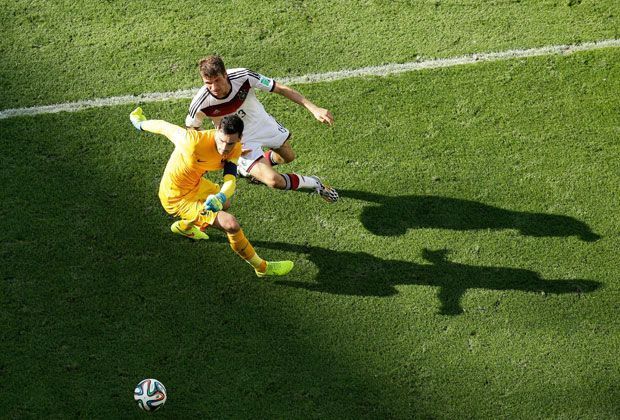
[170,221,209,240]
[255,260,294,278]
[130,107,147,131]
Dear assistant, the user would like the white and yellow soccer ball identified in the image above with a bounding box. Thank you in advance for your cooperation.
[133,378,167,412]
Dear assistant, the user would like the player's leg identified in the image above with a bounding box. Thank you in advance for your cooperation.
[167,179,218,240]
[247,159,286,189]
[254,115,294,167]
[130,107,186,144]
[264,138,295,166]
[247,159,339,202]
[212,212,294,277]
[247,121,339,202]
[170,219,209,240]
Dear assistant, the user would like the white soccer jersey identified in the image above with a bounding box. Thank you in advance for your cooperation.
[185,68,290,175]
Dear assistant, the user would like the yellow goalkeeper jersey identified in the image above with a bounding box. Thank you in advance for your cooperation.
[159,129,241,201]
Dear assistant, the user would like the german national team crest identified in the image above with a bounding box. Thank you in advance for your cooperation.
[237,89,248,101]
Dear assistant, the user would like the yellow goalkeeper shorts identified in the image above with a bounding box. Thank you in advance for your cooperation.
[159,178,220,229]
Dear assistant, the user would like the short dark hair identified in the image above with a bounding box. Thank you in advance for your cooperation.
[220,115,244,137]
[199,55,226,78]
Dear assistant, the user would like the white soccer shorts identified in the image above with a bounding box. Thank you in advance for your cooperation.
[237,114,290,176]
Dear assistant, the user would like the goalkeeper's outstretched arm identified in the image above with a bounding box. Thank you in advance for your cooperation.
[130,107,186,146]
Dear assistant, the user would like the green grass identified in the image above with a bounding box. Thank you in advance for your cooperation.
[1,0,619,109]
[1,46,618,418]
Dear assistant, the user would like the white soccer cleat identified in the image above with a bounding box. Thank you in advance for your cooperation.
[310,176,339,203]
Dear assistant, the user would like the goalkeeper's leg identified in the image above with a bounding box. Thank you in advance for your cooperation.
[213,212,293,277]
[171,220,209,240]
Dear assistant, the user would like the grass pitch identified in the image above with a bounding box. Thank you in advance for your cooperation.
[1,1,619,418]
[1,0,619,109]
[2,48,618,418]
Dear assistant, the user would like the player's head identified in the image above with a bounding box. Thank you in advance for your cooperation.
[199,55,229,97]
[215,115,244,155]
[199,55,226,77]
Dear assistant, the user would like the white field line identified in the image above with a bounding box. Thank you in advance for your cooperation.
[1,38,619,120]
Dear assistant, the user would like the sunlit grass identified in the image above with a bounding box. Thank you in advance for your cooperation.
[1,47,618,417]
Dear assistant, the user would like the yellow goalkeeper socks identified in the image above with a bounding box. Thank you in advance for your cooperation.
[227,229,267,273]
[248,254,268,273]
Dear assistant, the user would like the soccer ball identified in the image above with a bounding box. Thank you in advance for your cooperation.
[133,378,167,412]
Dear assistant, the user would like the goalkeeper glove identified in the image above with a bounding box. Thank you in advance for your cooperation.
[130,107,147,131]
[204,192,227,212]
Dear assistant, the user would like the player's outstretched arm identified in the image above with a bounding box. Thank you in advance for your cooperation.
[130,107,186,145]
[273,83,334,125]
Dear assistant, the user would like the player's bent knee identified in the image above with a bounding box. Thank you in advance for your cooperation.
[223,216,240,233]
[283,150,296,163]
[214,211,240,233]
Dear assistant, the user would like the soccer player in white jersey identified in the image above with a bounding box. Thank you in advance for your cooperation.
[185,55,338,203]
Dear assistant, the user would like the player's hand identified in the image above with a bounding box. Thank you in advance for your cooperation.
[241,148,252,156]
[204,192,226,212]
[312,107,334,126]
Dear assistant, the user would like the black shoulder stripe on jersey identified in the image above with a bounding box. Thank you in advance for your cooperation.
[229,73,261,83]
[189,89,211,118]
[228,69,260,80]
[228,75,259,83]
[190,88,210,117]
[247,70,260,79]
[227,71,250,79]
[189,92,205,117]
[228,68,257,77]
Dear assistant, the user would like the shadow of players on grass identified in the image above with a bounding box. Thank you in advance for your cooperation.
[251,241,601,315]
[339,190,600,242]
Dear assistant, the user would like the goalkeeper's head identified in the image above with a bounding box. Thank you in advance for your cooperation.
[215,115,244,155]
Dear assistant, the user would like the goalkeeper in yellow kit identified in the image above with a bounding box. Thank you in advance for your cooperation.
[130,107,293,277]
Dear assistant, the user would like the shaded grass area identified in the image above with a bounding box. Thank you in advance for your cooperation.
[1,49,619,417]
[1,0,619,108]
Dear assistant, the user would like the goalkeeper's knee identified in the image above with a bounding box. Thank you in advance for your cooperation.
[217,212,241,233]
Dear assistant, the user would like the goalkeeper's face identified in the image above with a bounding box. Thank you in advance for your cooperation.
[215,131,240,155]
